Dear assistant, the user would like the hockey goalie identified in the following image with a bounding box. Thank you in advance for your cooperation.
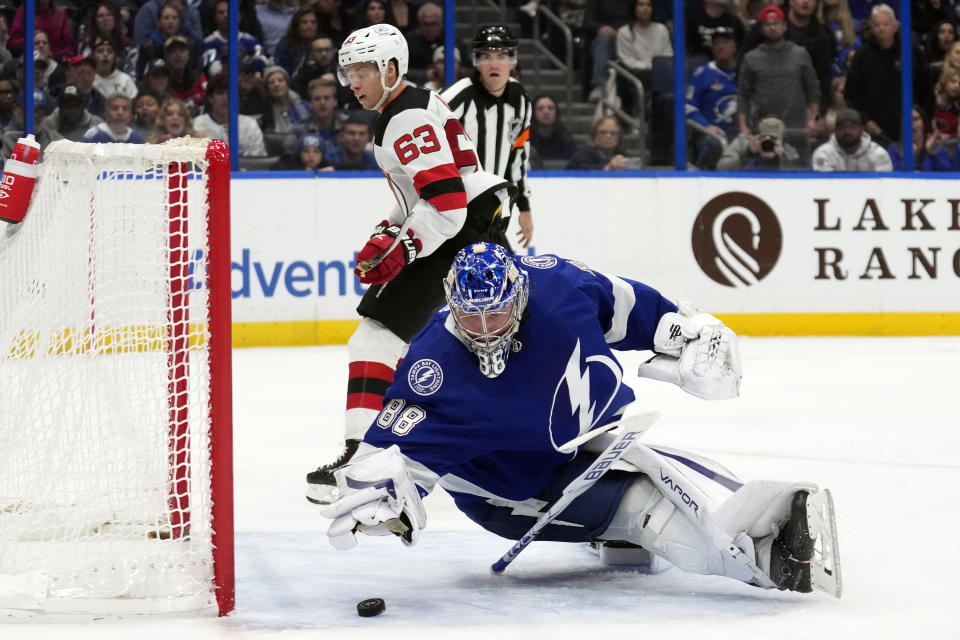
[317,243,842,598]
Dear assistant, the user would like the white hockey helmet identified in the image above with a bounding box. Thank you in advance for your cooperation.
[337,24,408,109]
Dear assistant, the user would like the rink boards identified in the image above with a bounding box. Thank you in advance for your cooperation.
[228,173,960,345]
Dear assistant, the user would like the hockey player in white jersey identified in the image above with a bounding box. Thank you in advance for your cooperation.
[306,24,518,505]
[318,243,842,598]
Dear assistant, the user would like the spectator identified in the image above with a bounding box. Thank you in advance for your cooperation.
[148,96,196,143]
[200,0,264,45]
[566,115,642,169]
[9,0,75,61]
[406,3,470,85]
[138,58,173,104]
[164,36,206,112]
[887,106,952,170]
[738,6,820,161]
[1,88,61,158]
[260,65,311,146]
[929,39,960,86]
[138,1,188,76]
[924,20,956,68]
[0,75,14,128]
[78,2,134,71]
[133,0,203,47]
[271,131,335,171]
[686,27,739,170]
[238,57,269,120]
[83,93,145,143]
[34,30,66,96]
[45,84,105,141]
[422,45,463,92]
[844,4,933,145]
[811,74,847,148]
[256,0,298,58]
[386,0,418,34]
[314,0,352,46]
[293,74,344,150]
[194,73,267,156]
[274,6,319,77]
[200,0,269,77]
[292,35,337,97]
[529,94,577,165]
[62,55,106,117]
[686,0,746,59]
[584,0,634,102]
[911,0,951,40]
[812,107,893,170]
[615,0,672,114]
[718,115,804,170]
[132,90,160,139]
[324,114,378,170]
[785,0,836,115]
[355,0,390,28]
[932,66,960,136]
[92,38,138,100]
[817,0,860,77]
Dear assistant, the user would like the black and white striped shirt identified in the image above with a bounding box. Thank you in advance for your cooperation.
[441,76,534,212]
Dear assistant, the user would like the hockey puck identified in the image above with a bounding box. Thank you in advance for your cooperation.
[357,598,385,617]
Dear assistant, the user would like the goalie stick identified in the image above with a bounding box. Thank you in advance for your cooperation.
[490,411,661,575]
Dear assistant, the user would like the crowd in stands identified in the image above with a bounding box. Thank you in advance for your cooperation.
[1,0,958,172]
[526,0,960,171]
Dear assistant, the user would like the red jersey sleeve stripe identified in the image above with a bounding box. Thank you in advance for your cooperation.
[348,361,396,383]
[412,163,463,194]
[427,191,468,213]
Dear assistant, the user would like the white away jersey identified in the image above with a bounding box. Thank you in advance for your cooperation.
[358,256,678,518]
[374,86,500,257]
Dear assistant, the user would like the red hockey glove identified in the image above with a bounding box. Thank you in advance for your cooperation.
[355,221,422,285]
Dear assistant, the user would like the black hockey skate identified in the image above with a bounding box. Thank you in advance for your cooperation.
[306,439,360,505]
[767,489,843,597]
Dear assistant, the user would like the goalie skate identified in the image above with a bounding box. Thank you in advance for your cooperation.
[768,489,842,598]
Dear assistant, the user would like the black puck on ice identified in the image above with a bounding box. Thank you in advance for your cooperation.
[357,598,385,617]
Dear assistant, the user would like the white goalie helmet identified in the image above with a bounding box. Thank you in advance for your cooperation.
[337,24,408,109]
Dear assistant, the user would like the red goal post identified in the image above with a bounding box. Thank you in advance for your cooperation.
[0,138,234,616]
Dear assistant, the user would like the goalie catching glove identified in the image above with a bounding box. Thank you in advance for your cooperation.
[317,445,427,550]
[638,300,743,400]
[354,220,422,285]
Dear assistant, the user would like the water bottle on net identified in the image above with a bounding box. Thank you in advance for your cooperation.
[0,134,41,224]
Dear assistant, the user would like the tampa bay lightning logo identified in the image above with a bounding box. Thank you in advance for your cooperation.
[408,359,443,396]
[547,340,622,452]
[520,255,558,269]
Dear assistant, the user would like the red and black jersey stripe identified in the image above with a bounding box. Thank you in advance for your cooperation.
[345,361,395,412]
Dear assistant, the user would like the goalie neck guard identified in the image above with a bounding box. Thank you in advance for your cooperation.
[444,242,528,379]
[337,24,408,111]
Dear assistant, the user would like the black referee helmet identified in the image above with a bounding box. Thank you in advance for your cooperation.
[472,24,519,53]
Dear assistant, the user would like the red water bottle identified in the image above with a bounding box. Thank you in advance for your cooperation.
[0,134,41,224]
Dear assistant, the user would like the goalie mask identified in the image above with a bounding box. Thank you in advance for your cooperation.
[444,242,528,379]
[337,24,408,110]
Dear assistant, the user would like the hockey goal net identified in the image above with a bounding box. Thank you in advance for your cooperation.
[0,138,234,615]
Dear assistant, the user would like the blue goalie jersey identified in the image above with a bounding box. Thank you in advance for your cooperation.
[362,255,677,530]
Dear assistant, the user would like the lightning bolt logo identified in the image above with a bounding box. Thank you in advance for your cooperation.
[548,340,623,452]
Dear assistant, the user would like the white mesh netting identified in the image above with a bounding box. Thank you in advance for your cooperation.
[0,139,222,614]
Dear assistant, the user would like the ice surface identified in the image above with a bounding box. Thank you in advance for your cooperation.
[4,337,959,639]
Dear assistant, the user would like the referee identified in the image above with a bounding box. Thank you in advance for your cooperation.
[441,24,535,250]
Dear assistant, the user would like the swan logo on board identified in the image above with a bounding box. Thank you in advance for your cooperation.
[692,192,782,287]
